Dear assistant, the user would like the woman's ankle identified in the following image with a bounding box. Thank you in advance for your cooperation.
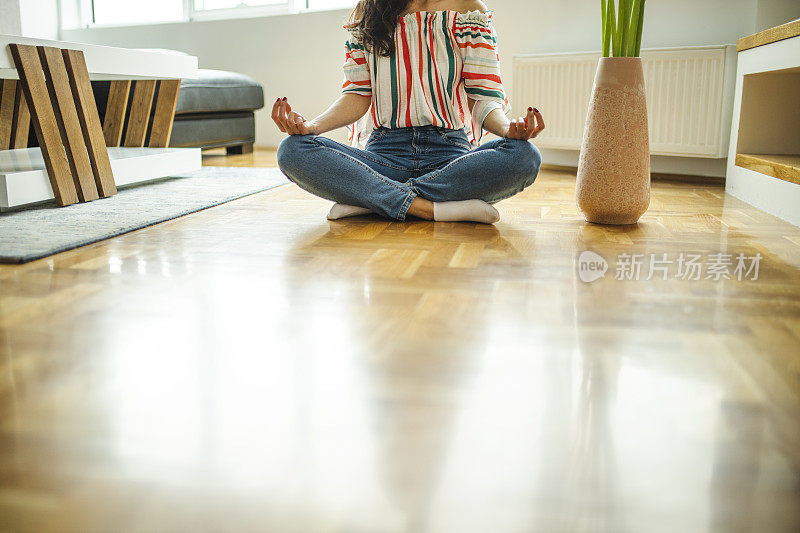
[407,198,435,220]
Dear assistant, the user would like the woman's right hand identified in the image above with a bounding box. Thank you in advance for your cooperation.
[272,97,318,135]
[506,107,545,140]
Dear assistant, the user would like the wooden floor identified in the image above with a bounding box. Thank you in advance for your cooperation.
[1,147,799,532]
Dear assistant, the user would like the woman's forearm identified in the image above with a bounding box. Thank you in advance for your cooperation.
[468,99,543,141]
[467,97,510,138]
[309,94,372,135]
[480,108,511,138]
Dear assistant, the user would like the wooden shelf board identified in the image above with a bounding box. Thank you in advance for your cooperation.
[1,147,201,209]
[737,19,800,52]
[735,153,800,185]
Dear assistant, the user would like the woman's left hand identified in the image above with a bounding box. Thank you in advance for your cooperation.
[272,97,318,135]
[506,107,545,140]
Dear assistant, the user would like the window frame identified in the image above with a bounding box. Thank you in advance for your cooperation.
[187,0,297,23]
[82,0,354,27]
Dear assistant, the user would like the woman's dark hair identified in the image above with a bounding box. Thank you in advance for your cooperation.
[347,0,411,57]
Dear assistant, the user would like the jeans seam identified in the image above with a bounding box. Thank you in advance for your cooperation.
[413,145,500,185]
[397,190,417,220]
[311,137,411,194]
[436,128,472,150]
[450,142,472,150]
[441,137,472,150]
[317,133,408,171]
[415,137,520,185]
[358,145,411,171]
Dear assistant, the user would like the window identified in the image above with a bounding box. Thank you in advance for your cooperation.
[91,0,184,25]
[189,0,291,20]
[306,0,357,9]
[87,0,356,26]
[193,0,286,11]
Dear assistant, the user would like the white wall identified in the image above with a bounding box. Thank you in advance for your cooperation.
[0,0,59,38]
[63,8,353,145]
[756,0,800,31]
[61,0,772,175]
[0,0,22,35]
[19,0,60,40]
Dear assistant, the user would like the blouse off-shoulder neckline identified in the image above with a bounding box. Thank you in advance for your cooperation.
[344,9,494,31]
[399,9,493,21]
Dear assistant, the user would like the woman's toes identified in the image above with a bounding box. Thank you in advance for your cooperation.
[327,203,373,220]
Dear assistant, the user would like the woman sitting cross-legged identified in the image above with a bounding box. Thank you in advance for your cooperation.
[274,0,544,224]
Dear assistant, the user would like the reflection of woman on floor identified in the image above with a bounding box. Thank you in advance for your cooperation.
[273,0,545,224]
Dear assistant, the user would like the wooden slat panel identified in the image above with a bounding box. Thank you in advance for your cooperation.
[11,82,30,148]
[123,79,156,147]
[102,80,130,147]
[148,79,180,148]
[38,45,98,202]
[0,79,15,150]
[9,43,78,206]
[62,49,117,197]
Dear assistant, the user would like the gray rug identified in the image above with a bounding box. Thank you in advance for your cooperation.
[0,166,288,264]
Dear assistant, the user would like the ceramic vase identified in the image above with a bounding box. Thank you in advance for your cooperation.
[576,57,650,225]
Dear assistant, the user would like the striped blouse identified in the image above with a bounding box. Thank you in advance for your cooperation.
[342,9,509,146]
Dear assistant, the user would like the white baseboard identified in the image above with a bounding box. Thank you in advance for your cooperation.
[539,148,729,177]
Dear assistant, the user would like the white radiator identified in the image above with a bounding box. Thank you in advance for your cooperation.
[512,46,737,158]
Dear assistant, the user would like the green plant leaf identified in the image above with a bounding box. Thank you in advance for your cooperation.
[601,0,610,57]
[609,0,618,56]
[628,0,640,56]
[622,0,635,57]
[618,0,627,56]
[634,0,646,56]
[601,0,606,56]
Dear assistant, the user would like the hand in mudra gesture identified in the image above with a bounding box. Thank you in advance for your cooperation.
[272,97,318,135]
[506,107,545,140]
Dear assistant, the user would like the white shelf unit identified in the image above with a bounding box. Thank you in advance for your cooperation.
[1,34,202,210]
[725,30,800,227]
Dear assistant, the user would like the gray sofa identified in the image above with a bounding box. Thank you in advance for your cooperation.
[93,68,264,154]
[168,69,264,154]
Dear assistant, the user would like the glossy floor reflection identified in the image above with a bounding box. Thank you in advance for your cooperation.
[0,149,799,532]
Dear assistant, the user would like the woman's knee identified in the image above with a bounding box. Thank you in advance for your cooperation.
[276,134,315,173]
[508,139,542,187]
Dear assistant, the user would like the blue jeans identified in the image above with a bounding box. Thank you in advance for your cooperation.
[276,125,541,220]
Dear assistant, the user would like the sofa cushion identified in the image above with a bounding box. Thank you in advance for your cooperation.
[176,70,264,115]
[169,112,255,149]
